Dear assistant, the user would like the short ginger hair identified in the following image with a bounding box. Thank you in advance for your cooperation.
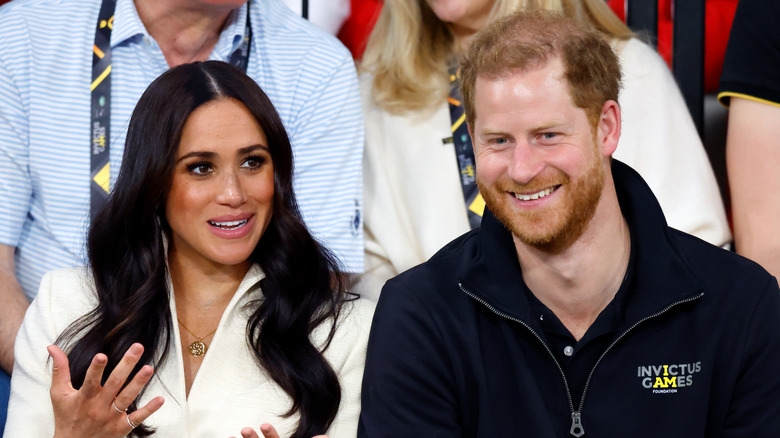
[460,10,622,129]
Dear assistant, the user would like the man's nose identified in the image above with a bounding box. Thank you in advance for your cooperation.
[507,141,544,184]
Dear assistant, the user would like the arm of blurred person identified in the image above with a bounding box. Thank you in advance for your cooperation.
[0,12,34,374]
[0,243,29,373]
[726,97,780,278]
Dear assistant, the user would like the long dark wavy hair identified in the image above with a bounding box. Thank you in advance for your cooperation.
[57,61,348,437]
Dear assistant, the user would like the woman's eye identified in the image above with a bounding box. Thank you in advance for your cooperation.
[242,156,266,169]
[187,163,212,175]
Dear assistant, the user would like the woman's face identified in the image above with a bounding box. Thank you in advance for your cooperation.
[165,98,274,271]
[425,0,496,30]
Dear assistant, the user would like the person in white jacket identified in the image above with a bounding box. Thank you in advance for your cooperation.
[355,0,730,300]
[4,61,372,438]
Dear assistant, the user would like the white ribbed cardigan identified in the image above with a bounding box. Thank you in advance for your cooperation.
[5,265,373,437]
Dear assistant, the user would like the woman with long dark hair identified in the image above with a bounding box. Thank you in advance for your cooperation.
[4,61,373,438]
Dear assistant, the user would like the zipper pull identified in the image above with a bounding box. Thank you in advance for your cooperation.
[570,411,585,437]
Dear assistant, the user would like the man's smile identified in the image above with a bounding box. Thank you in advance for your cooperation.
[512,185,560,201]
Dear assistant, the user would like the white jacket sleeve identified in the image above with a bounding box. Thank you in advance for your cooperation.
[4,268,95,437]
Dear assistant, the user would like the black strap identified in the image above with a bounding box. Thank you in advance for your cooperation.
[89,0,115,222]
[90,0,252,221]
[446,65,484,229]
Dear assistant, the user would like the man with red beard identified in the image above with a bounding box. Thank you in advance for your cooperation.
[359,10,780,438]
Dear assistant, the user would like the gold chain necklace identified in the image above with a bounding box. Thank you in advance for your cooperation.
[177,318,217,357]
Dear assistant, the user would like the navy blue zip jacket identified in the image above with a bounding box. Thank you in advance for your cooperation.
[359,160,780,437]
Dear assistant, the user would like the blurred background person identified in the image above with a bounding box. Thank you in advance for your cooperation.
[4,61,372,438]
[355,0,730,298]
[719,0,780,280]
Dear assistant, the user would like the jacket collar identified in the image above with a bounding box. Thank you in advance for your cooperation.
[459,160,703,328]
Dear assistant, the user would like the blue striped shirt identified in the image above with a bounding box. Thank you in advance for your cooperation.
[0,0,364,299]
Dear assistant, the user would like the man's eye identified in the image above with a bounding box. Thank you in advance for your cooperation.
[541,132,557,139]
[493,138,509,144]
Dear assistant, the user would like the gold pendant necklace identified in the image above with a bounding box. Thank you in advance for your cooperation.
[177,318,217,357]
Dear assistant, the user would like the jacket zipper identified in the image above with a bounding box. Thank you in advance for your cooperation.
[459,282,703,437]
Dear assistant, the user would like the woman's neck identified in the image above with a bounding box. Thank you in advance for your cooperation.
[449,22,481,53]
[167,250,249,313]
[134,0,237,67]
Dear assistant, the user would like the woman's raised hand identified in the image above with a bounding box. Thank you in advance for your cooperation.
[232,423,328,438]
[48,343,164,438]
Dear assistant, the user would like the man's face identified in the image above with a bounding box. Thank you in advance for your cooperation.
[471,58,608,253]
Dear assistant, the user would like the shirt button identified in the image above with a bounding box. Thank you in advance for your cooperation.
[564,346,574,357]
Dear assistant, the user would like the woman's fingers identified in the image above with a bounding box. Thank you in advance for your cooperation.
[125,395,165,429]
[47,345,74,398]
[80,352,109,398]
[101,343,144,400]
[113,364,154,411]
[48,343,162,438]
[242,424,327,438]
[257,424,279,438]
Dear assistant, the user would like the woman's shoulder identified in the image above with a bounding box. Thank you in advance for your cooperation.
[37,266,94,297]
[33,266,97,323]
[40,265,91,282]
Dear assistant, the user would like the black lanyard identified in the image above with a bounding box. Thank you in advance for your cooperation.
[446,65,484,229]
[90,0,252,222]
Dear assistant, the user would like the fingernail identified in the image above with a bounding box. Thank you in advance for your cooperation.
[131,344,143,355]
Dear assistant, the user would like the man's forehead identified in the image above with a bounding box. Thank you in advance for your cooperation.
[475,56,566,86]
[473,59,573,112]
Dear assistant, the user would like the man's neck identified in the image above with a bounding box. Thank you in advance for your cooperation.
[515,184,631,341]
[134,0,239,67]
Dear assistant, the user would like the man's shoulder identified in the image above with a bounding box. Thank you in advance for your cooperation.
[0,0,96,21]
[669,229,777,301]
[381,229,481,304]
[0,0,99,52]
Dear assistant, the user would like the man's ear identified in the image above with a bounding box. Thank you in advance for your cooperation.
[597,100,621,157]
